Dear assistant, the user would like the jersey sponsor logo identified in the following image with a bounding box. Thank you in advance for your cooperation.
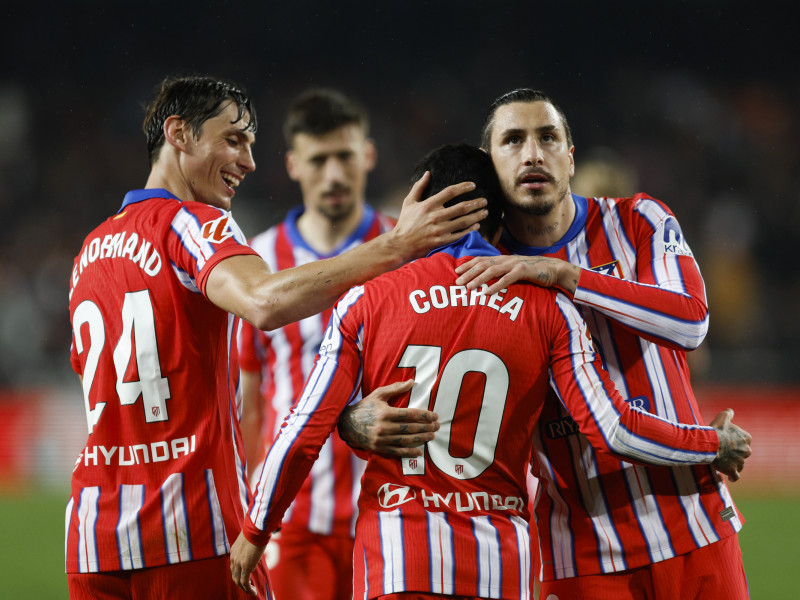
[77,434,197,468]
[626,395,650,412]
[377,483,417,508]
[201,214,235,244]
[662,217,693,256]
[545,396,651,440]
[376,482,526,514]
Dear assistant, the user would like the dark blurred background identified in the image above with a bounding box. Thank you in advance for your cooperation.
[1,3,798,598]
[0,1,796,384]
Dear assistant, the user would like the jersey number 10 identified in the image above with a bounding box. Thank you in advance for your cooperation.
[399,345,509,480]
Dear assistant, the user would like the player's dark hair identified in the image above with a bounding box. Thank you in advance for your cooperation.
[480,88,572,150]
[283,88,369,148]
[411,144,503,242]
[143,75,257,166]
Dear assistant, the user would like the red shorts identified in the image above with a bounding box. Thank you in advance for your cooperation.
[68,554,270,600]
[267,528,354,600]
[539,534,749,600]
[379,595,481,600]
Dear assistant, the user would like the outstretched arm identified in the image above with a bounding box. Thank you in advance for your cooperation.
[208,175,487,330]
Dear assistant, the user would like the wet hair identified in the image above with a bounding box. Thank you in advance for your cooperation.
[410,143,503,241]
[143,75,257,166]
[283,88,369,148]
[480,88,572,150]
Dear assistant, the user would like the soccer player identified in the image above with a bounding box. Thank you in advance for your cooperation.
[228,144,750,599]
[64,76,487,600]
[450,89,751,599]
[237,89,403,600]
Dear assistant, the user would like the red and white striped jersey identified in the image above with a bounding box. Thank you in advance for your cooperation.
[238,204,395,537]
[244,232,719,599]
[66,189,259,573]
[498,193,743,581]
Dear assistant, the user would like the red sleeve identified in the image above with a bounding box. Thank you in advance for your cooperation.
[244,286,367,544]
[548,292,718,465]
[573,195,708,350]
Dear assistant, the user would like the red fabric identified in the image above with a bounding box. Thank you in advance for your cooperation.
[68,554,270,600]
[539,533,748,600]
[266,528,354,600]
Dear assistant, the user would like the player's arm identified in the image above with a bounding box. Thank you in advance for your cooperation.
[456,198,708,351]
[209,175,487,330]
[230,297,412,592]
[548,292,750,478]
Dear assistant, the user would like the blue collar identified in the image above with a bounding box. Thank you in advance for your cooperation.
[118,188,181,213]
[499,193,588,256]
[428,230,499,259]
[284,204,378,258]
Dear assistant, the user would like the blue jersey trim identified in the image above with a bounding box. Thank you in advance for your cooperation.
[284,204,378,259]
[119,188,181,213]
[429,230,500,260]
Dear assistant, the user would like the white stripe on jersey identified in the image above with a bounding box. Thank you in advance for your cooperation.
[566,431,626,575]
[640,338,678,421]
[623,464,674,563]
[673,466,720,546]
[117,484,145,569]
[350,453,365,537]
[205,469,230,555]
[170,264,201,293]
[532,429,576,579]
[595,197,637,280]
[308,439,335,534]
[77,487,100,572]
[160,473,191,563]
[379,510,405,594]
[511,515,532,600]
[473,516,502,598]
[426,511,455,595]
[65,497,74,573]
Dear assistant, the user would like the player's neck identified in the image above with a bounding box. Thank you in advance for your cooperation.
[145,162,193,203]
[505,192,576,248]
[296,202,365,255]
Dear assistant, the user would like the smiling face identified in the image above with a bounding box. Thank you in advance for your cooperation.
[487,101,574,218]
[180,100,256,210]
[286,123,375,222]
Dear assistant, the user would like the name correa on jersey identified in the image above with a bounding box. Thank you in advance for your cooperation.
[408,284,524,321]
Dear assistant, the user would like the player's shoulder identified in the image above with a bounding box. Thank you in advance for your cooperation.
[590,192,674,219]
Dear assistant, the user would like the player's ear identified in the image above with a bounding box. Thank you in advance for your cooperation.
[363,138,377,173]
[164,116,189,151]
[285,150,300,181]
[568,145,575,178]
